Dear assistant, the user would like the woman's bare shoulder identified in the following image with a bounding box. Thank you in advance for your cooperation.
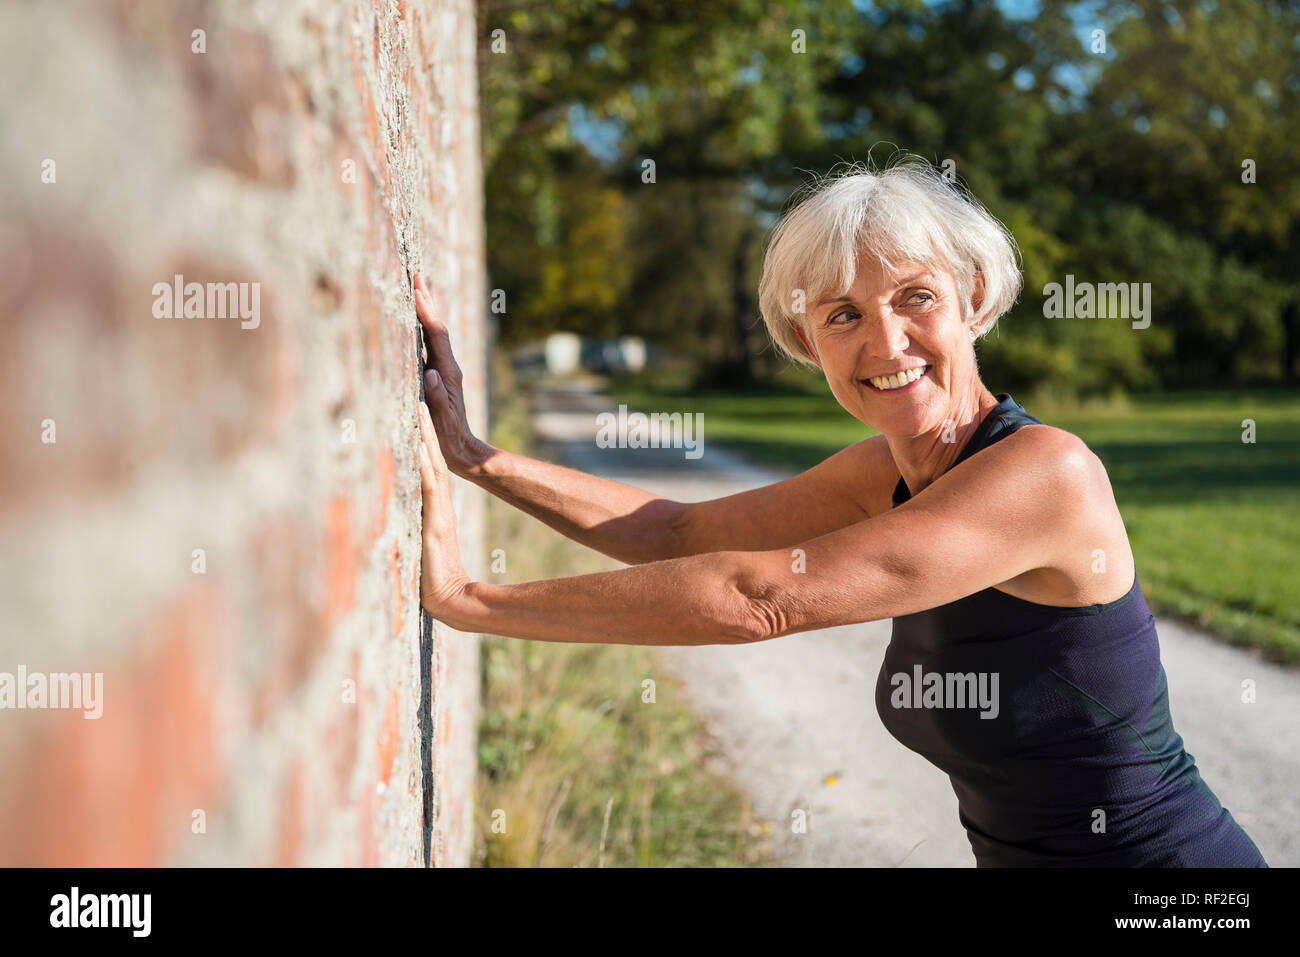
[1005,424,1108,484]
[811,432,900,517]
[988,424,1136,605]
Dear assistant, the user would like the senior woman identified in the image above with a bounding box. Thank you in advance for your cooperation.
[409,156,1267,868]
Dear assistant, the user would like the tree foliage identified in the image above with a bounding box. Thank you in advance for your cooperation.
[478,0,1300,393]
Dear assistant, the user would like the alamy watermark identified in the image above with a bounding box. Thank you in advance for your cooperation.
[595,405,704,459]
[50,887,150,937]
[152,273,261,329]
[1042,274,1151,329]
[889,665,1000,719]
[1,666,103,719]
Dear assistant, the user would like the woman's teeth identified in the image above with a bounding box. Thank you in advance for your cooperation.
[867,366,929,390]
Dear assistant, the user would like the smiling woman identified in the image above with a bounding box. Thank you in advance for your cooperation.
[408,153,1267,868]
[757,154,1021,363]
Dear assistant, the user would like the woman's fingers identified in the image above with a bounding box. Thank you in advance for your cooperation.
[418,399,449,473]
[418,397,456,515]
[417,438,436,513]
[413,271,486,478]
[422,368,446,426]
[424,367,443,403]
[412,274,462,384]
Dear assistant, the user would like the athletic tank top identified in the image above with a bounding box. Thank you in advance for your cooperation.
[874,393,1268,867]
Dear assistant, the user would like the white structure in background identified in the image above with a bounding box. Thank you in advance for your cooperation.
[542,333,647,375]
[614,336,647,373]
[544,332,582,375]
[598,336,648,373]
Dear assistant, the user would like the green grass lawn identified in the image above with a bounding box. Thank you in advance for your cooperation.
[610,374,1300,665]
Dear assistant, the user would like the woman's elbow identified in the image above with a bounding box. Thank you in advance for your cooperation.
[721,554,793,643]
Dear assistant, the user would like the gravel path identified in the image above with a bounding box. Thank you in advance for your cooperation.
[530,380,1299,867]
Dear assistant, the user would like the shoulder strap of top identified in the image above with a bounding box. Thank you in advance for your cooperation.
[892,393,1044,508]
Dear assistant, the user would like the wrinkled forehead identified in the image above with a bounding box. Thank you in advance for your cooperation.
[809,253,949,310]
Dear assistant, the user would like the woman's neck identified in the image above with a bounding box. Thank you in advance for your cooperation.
[887,385,1001,498]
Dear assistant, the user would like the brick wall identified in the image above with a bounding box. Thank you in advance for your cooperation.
[0,0,485,866]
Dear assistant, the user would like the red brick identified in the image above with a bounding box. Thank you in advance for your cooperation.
[360,782,378,867]
[274,761,303,867]
[372,443,396,545]
[0,583,225,866]
[376,687,401,785]
[247,517,328,729]
[325,497,358,625]
[391,542,404,637]
[4,0,483,868]
[329,650,363,802]
[180,24,296,185]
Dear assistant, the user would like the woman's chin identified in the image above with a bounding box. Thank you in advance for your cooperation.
[834,381,938,434]
[859,402,942,438]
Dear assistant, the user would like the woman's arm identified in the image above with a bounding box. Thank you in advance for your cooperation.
[459,436,893,566]
[440,551,763,646]
[415,273,686,564]
[460,445,693,564]
[422,405,1099,647]
[414,272,890,565]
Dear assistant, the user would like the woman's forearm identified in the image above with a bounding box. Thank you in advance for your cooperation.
[439,550,768,646]
[463,445,690,564]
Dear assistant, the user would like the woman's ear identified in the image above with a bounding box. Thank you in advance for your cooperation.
[970,269,986,321]
[793,322,821,368]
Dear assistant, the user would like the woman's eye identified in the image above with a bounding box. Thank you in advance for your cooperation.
[907,292,933,305]
[829,310,859,325]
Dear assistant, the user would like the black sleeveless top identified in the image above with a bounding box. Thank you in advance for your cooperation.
[875,393,1267,867]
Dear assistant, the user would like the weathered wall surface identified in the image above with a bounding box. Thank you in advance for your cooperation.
[0,0,485,866]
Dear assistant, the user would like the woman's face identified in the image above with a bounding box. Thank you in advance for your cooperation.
[798,253,979,438]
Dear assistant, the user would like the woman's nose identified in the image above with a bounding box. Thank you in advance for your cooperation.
[862,308,910,358]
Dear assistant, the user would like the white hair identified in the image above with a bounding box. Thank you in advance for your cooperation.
[757,154,1023,366]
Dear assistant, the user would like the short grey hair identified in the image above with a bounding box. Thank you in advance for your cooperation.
[757,154,1023,366]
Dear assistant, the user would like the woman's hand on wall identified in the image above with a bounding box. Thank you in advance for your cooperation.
[413,272,492,477]
[417,398,474,620]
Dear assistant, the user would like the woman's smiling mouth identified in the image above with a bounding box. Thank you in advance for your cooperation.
[863,364,931,392]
